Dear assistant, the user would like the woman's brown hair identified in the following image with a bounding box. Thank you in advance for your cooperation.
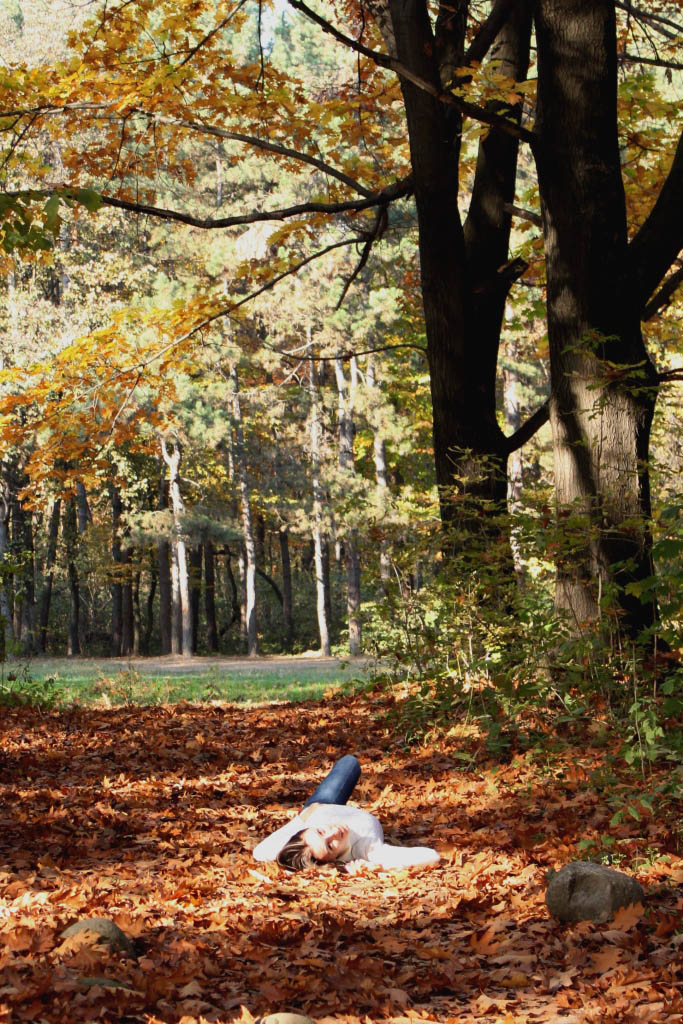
[276,830,318,872]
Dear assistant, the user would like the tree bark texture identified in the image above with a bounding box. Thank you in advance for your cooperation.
[535,0,659,637]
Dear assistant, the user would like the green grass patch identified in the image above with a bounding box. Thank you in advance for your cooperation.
[0,657,370,708]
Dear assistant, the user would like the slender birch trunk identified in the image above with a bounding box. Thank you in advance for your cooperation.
[308,334,331,656]
[229,367,259,655]
[160,437,193,657]
[334,352,362,654]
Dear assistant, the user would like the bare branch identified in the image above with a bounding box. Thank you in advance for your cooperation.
[618,51,683,71]
[176,2,248,69]
[287,0,536,144]
[504,399,549,454]
[503,202,543,227]
[642,265,683,321]
[0,103,377,198]
[335,206,388,309]
[615,1,683,40]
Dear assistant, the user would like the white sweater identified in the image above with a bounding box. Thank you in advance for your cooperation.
[252,802,440,870]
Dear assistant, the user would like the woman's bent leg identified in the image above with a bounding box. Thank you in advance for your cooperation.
[303,755,361,807]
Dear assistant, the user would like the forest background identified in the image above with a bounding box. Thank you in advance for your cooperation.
[0,0,681,747]
[1,4,683,1024]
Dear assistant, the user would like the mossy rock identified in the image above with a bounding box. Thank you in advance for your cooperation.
[60,917,137,958]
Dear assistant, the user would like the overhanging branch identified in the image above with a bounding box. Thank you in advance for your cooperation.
[504,399,549,454]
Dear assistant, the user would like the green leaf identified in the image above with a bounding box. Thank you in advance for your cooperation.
[73,187,103,213]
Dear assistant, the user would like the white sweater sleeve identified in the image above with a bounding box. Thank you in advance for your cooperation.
[353,838,441,870]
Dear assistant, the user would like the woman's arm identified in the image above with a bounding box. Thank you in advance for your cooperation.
[346,840,441,873]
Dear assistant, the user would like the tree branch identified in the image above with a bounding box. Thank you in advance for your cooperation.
[0,102,377,198]
[614,1,683,40]
[464,0,521,65]
[503,201,543,227]
[287,0,536,144]
[618,51,683,71]
[504,399,549,454]
[642,264,683,321]
[627,129,683,313]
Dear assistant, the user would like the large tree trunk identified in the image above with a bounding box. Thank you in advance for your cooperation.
[229,367,259,656]
[534,0,659,639]
[387,0,534,540]
[39,497,61,652]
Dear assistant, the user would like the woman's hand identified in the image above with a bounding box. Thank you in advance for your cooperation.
[344,859,381,875]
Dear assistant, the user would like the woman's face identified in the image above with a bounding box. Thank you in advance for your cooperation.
[301,823,350,862]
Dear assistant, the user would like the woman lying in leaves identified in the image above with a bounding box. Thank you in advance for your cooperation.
[253,755,441,874]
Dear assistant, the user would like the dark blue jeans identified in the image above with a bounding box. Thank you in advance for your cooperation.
[303,755,361,808]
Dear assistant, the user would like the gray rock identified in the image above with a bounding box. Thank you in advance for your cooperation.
[545,862,645,923]
[60,917,137,958]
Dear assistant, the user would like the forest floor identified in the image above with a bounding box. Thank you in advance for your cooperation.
[13,654,372,706]
[0,690,681,1024]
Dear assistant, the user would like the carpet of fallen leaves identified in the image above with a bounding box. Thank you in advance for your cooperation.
[0,692,681,1024]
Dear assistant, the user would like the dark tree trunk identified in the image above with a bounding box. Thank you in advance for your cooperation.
[189,544,202,654]
[39,497,61,653]
[64,497,81,656]
[121,535,135,656]
[534,0,659,638]
[110,487,123,656]
[12,495,37,654]
[204,540,219,651]
[132,571,141,655]
[279,527,294,652]
[387,0,534,539]
[0,466,13,658]
[143,558,157,655]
